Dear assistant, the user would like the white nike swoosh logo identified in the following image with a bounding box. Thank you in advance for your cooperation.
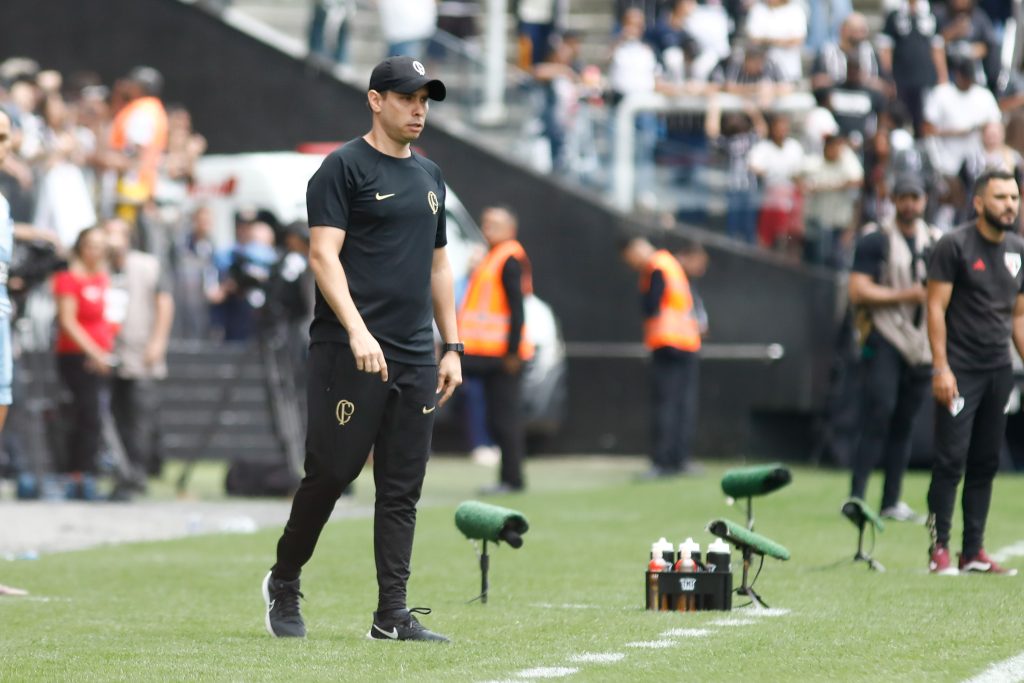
[375,192,395,200]
[422,405,436,414]
[373,624,399,639]
[268,599,275,611]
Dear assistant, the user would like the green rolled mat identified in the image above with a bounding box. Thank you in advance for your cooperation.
[720,463,792,499]
[454,500,529,544]
[841,497,885,532]
[707,518,791,561]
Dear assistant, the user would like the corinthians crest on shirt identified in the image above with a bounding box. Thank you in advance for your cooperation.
[1006,252,1022,278]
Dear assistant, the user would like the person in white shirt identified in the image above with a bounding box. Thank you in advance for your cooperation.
[745,0,808,82]
[923,57,1000,221]
[749,114,805,250]
[800,134,864,267]
[379,0,437,60]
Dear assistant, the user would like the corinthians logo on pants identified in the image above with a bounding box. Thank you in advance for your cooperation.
[335,400,355,426]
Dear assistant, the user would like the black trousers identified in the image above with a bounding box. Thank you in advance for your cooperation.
[651,350,699,472]
[927,366,1013,557]
[57,354,103,474]
[849,333,930,509]
[272,343,437,614]
[463,356,526,488]
[111,377,164,477]
[896,83,928,138]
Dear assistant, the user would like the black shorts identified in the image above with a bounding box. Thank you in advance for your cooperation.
[306,342,438,482]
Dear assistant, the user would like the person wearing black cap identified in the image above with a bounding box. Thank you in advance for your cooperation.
[847,174,940,521]
[262,56,460,642]
[925,167,1024,575]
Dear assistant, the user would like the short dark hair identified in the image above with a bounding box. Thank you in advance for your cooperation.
[974,168,1018,197]
[72,225,104,258]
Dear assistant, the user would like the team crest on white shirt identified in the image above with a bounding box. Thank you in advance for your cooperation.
[1006,252,1022,278]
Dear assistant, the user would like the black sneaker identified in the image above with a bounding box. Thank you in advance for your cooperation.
[367,607,450,642]
[262,571,306,638]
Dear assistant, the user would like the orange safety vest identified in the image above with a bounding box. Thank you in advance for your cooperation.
[459,240,535,360]
[641,250,701,352]
[109,96,169,199]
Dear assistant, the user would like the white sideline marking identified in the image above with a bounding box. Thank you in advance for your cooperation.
[515,668,578,679]
[660,628,711,638]
[963,651,1024,683]
[568,653,626,664]
[746,608,792,617]
[990,540,1024,564]
[710,618,757,626]
[625,640,677,649]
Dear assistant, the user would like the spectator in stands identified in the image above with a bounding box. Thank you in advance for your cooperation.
[827,57,888,151]
[308,0,356,66]
[811,13,883,93]
[105,217,174,495]
[803,88,841,154]
[533,33,584,172]
[174,205,218,340]
[957,120,1024,221]
[923,56,1001,225]
[749,113,805,254]
[936,0,998,89]
[878,0,948,137]
[807,0,852,54]
[158,105,207,209]
[608,8,687,208]
[705,93,766,243]
[33,73,97,249]
[53,226,116,500]
[518,0,565,67]
[379,0,438,60]
[800,134,864,267]
[103,66,169,227]
[707,45,788,108]
[745,0,808,83]
[667,0,731,82]
[646,0,700,83]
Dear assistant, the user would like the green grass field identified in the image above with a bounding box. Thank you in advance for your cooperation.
[2,457,1023,682]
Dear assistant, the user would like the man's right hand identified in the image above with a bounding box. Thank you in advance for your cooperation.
[904,284,928,304]
[932,367,958,408]
[349,327,388,381]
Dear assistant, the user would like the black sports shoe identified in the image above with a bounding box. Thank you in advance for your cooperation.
[367,607,450,642]
[262,571,306,638]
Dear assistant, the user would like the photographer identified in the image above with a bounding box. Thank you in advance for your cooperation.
[207,216,278,342]
[847,175,940,522]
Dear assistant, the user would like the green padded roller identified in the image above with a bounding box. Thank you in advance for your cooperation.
[455,501,529,544]
[707,518,791,561]
[720,464,792,499]
[841,497,885,533]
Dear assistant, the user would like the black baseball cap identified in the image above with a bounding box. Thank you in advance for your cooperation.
[368,56,446,101]
[893,175,926,197]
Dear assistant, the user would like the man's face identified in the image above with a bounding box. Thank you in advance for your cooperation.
[621,9,645,39]
[976,178,1021,231]
[894,192,926,223]
[844,15,868,44]
[823,139,844,162]
[104,219,132,258]
[480,208,516,247]
[371,87,430,144]
[770,117,790,142]
[0,113,11,166]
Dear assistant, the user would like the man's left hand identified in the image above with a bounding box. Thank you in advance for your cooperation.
[144,340,166,368]
[435,351,463,407]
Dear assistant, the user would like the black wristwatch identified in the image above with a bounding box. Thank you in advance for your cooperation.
[442,342,464,356]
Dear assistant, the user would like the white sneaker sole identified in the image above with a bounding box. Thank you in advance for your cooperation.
[261,571,277,637]
[930,567,960,576]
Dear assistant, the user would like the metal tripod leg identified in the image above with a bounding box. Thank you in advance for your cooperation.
[853,523,885,572]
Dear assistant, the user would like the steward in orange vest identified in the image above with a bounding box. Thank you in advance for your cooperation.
[459,206,532,494]
[106,67,168,223]
[621,237,708,478]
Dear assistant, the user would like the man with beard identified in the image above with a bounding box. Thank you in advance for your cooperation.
[925,168,1024,575]
[848,176,939,521]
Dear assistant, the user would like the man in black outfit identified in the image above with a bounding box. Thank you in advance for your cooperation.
[847,176,939,522]
[459,205,532,495]
[926,168,1024,575]
[262,56,464,640]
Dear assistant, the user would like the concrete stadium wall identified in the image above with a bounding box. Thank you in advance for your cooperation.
[0,0,841,458]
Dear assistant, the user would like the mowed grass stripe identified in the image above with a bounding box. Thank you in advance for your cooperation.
[1,459,1022,682]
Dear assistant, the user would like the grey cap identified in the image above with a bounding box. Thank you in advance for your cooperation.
[892,175,926,197]
[127,66,164,96]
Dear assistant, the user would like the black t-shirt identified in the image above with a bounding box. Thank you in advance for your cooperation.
[928,224,1024,371]
[829,84,884,146]
[882,7,940,87]
[306,137,447,365]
